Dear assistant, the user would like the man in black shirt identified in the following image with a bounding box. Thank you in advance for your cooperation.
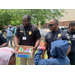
[14,15,41,65]
[42,19,71,59]
[67,21,75,65]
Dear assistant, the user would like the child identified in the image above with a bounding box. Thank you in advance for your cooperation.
[34,40,70,65]
[0,47,16,65]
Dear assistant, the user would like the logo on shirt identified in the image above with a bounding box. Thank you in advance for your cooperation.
[68,40,71,44]
[58,33,61,37]
[48,35,50,38]
[29,31,32,35]
[20,31,24,33]
[73,35,75,38]
[65,33,70,39]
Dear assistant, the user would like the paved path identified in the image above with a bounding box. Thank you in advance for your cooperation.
[8,38,15,50]
[39,28,50,38]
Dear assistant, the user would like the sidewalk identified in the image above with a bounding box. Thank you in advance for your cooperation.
[8,39,15,50]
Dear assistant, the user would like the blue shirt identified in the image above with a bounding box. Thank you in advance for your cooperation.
[6,27,13,36]
[45,28,71,52]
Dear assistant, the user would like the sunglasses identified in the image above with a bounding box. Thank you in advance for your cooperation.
[48,24,56,27]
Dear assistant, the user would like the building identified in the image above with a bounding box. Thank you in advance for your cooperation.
[42,9,75,28]
[59,9,75,27]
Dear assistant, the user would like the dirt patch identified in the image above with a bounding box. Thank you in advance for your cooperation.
[43,29,50,32]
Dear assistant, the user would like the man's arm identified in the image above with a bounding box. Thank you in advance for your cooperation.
[66,45,71,56]
[7,28,12,31]
[33,27,41,56]
[8,29,12,31]
[14,36,19,47]
[1,43,7,47]
[14,26,19,47]
[63,32,71,55]
[41,42,48,59]
[32,39,40,56]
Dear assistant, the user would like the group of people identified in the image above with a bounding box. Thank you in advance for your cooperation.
[0,14,75,65]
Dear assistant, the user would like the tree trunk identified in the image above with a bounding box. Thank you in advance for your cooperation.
[3,22,4,25]
[8,21,9,25]
[38,23,40,28]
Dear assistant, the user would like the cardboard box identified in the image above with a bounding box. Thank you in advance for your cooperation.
[15,45,33,58]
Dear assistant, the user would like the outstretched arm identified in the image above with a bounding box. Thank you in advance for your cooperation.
[34,49,55,65]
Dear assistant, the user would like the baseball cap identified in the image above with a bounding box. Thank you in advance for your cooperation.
[9,25,12,27]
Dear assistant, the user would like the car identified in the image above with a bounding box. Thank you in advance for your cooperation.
[59,26,68,31]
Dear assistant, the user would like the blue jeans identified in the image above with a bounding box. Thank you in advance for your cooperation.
[7,36,13,46]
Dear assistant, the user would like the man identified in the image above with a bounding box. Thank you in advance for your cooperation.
[67,21,75,65]
[14,25,18,36]
[42,19,71,59]
[0,32,7,47]
[6,25,13,46]
[14,15,41,65]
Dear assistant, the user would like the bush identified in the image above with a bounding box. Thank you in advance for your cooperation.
[0,28,5,30]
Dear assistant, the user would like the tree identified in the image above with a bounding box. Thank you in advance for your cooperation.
[0,9,65,28]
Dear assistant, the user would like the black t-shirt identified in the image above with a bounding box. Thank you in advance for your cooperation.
[45,28,71,52]
[15,24,41,46]
[67,31,75,53]
[0,33,7,45]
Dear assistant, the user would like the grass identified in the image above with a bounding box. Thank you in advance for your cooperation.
[16,50,48,65]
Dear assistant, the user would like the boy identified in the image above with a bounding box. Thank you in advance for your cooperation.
[34,40,70,65]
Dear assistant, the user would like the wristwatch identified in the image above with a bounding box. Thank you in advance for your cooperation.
[35,47,37,50]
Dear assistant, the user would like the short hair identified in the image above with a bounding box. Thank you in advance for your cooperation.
[23,15,31,21]
[69,21,75,28]
[10,53,15,60]
[53,19,59,24]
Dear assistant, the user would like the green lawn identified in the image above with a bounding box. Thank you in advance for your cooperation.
[16,50,48,65]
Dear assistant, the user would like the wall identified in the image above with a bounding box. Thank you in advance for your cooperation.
[59,20,75,27]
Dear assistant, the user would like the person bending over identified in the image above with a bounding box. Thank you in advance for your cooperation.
[34,40,70,65]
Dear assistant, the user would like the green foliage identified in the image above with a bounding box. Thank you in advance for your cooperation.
[0,9,65,27]
[0,27,5,30]
[40,20,46,26]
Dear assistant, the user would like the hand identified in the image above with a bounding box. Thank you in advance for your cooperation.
[0,45,2,48]
[32,47,37,56]
[41,56,44,59]
[15,45,19,52]
[15,44,19,47]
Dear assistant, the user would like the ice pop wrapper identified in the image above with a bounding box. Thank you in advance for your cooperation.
[42,40,45,42]
[19,47,22,52]
[21,48,23,51]
[27,49,29,52]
